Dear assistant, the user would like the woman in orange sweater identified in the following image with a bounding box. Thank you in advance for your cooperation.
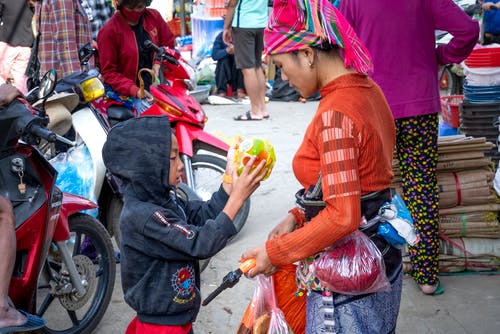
[242,0,402,333]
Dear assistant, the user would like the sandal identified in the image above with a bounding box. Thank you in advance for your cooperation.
[419,280,444,296]
[0,309,46,333]
[234,111,263,121]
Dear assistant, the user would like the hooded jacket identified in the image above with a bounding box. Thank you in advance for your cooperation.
[102,116,237,325]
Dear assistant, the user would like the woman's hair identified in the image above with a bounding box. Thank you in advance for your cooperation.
[116,0,152,9]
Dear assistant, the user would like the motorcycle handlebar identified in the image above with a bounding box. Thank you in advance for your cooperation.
[144,40,164,56]
[144,40,179,66]
[29,124,57,143]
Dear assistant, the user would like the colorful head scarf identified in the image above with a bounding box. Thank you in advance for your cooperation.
[264,0,373,74]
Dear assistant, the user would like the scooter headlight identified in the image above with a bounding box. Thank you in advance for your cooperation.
[81,77,105,102]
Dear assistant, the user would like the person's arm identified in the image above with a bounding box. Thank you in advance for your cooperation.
[0,196,15,226]
[223,0,238,45]
[482,2,500,10]
[433,0,480,65]
[265,112,362,268]
[140,157,266,260]
[212,32,228,61]
[54,0,88,76]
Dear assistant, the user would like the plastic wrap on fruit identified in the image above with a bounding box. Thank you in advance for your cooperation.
[233,137,276,180]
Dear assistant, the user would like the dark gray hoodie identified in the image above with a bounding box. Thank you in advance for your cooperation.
[102,116,237,325]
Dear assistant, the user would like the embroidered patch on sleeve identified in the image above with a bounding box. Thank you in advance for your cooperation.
[152,211,195,239]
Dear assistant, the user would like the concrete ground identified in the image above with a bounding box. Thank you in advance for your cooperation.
[93,100,500,333]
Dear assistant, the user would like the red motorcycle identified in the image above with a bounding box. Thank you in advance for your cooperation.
[96,41,251,247]
[2,71,116,334]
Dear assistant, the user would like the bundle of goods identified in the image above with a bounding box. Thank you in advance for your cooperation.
[393,135,500,272]
[438,236,500,273]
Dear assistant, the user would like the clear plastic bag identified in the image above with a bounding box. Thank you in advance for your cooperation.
[311,230,390,296]
[50,144,98,217]
[236,275,292,334]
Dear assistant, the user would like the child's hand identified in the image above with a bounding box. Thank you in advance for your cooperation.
[223,156,267,221]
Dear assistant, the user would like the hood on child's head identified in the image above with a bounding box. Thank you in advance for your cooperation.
[102,116,173,204]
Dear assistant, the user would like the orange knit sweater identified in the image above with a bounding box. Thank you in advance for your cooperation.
[266,73,395,266]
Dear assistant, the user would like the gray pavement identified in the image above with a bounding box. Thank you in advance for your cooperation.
[93,100,500,333]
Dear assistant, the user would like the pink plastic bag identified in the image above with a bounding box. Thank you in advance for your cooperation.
[243,275,292,334]
[311,230,390,295]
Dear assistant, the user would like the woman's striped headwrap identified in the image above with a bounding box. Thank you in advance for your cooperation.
[264,0,373,74]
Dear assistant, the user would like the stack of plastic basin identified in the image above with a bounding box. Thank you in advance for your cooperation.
[459,46,500,165]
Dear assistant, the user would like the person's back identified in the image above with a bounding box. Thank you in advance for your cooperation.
[35,0,93,80]
[339,0,479,296]
[339,0,478,119]
[230,0,268,29]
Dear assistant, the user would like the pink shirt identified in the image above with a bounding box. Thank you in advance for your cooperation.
[339,0,479,119]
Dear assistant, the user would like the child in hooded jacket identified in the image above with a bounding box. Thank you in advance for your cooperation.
[102,116,266,334]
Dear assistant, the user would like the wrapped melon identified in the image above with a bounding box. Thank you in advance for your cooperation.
[233,137,276,180]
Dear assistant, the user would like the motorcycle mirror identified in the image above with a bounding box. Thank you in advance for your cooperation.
[38,70,57,101]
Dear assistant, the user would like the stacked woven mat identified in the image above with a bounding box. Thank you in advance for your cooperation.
[393,135,500,273]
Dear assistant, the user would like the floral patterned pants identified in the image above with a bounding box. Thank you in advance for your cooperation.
[395,113,440,286]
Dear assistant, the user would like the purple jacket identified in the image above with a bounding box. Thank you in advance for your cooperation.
[339,0,479,119]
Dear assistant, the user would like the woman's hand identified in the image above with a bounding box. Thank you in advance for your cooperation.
[152,63,161,79]
[241,243,278,278]
[268,214,296,240]
[136,89,153,103]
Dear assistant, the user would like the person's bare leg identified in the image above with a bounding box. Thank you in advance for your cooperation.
[0,197,26,329]
[241,67,264,119]
[256,67,269,118]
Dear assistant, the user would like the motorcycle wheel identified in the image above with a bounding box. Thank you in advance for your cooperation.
[191,154,250,234]
[35,214,116,334]
[110,184,211,272]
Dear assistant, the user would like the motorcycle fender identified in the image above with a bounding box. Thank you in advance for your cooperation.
[176,123,229,157]
[53,192,98,242]
[71,107,107,200]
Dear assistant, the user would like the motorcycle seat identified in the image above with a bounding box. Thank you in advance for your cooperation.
[107,106,134,127]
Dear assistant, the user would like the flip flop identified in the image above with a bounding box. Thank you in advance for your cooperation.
[419,280,444,296]
[432,281,444,295]
[234,111,263,121]
[0,309,46,333]
[263,115,270,119]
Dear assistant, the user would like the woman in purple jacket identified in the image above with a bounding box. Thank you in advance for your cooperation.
[339,0,479,295]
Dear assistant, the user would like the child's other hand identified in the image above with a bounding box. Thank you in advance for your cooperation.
[223,157,267,221]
